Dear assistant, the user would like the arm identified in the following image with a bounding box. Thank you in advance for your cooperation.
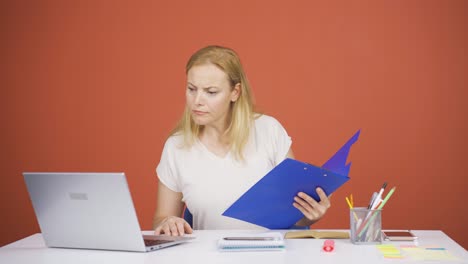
[286,149,332,227]
[153,179,193,236]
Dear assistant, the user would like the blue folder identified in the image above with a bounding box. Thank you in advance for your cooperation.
[222,130,360,229]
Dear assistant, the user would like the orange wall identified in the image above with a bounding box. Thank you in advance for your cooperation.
[2,0,467,248]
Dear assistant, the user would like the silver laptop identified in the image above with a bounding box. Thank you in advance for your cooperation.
[23,172,194,252]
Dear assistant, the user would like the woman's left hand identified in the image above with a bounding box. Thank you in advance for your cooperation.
[293,187,331,223]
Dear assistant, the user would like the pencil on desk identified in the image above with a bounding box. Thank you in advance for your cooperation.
[346,196,359,221]
[346,196,353,208]
[356,186,396,236]
[357,187,397,238]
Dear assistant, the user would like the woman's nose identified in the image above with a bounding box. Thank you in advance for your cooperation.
[195,91,206,105]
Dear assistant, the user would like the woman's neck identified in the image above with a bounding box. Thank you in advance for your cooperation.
[200,125,229,145]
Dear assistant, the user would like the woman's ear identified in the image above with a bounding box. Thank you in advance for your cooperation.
[231,83,241,102]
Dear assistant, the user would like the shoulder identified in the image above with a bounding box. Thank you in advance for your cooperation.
[161,133,186,153]
[254,114,286,129]
[250,113,292,164]
[252,114,290,142]
[165,133,183,145]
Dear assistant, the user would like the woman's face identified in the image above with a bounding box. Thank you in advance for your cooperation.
[186,63,239,129]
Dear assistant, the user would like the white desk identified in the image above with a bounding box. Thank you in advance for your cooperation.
[1,230,466,264]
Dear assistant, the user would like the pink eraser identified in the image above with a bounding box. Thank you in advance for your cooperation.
[323,239,335,252]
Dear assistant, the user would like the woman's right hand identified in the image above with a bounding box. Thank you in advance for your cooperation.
[154,216,193,236]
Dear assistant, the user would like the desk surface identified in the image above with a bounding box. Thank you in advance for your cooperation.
[1,230,466,264]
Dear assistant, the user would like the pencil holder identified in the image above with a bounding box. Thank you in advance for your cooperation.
[350,207,382,244]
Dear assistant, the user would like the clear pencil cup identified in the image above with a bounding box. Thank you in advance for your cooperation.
[350,207,382,244]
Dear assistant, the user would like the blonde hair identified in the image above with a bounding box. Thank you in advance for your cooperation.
[171,45,255,160]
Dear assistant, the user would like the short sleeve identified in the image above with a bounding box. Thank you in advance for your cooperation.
[156,137,181,192]
[256,115,292,165]
[270,117,292,165]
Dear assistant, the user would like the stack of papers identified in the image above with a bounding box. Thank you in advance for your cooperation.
[217,232,285,252]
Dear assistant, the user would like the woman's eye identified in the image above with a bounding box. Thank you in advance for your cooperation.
[187,87,195,92]
[207,91,217,95]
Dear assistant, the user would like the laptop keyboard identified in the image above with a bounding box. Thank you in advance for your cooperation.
[144,239,173,246]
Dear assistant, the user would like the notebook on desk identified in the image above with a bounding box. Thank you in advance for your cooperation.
[217,232,285,252]
[23,172,194,252]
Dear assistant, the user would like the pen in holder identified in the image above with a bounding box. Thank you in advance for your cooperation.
[350,207,382,244]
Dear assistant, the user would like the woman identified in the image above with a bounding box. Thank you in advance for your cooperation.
[153,45,330,236]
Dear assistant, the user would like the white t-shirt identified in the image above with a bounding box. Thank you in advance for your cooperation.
[156,114,292,230]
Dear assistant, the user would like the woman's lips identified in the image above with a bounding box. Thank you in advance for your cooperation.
[192,110,207,115]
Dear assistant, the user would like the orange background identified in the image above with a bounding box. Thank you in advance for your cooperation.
[2,0,467,248]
